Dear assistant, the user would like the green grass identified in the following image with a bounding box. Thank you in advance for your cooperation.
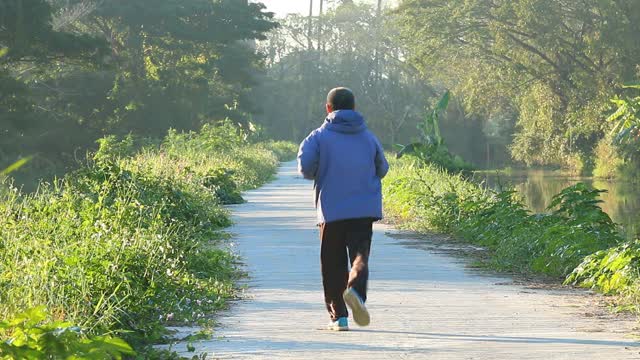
[383,157,487,233]
[383,156,630,289]
[0,122,297,357]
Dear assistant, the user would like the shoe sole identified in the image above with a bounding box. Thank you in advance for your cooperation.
[327,326,349,331]
[343,289,370,326]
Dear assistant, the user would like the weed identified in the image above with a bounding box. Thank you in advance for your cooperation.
[0,307,134,359]
[384,158,624,279]
[0,122,297,355]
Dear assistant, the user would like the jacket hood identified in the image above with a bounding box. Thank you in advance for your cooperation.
[323,110,367,134]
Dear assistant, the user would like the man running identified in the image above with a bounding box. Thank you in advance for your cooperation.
[297,87,389,331]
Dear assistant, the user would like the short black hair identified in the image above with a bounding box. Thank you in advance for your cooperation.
[327,87,355,110]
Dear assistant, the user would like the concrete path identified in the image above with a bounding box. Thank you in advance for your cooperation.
[177,161,639,359]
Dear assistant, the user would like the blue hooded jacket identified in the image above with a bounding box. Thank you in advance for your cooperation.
[298,110,389,224]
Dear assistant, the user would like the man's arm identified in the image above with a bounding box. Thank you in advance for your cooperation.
[298,131,320,180]
[374,138,389,179]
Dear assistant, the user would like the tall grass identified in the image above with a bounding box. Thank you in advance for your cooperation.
[385,156,640,313]
[384,156,624,279]
[0,122,297,355]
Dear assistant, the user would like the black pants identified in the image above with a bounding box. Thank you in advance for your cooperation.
[319,218,373,321]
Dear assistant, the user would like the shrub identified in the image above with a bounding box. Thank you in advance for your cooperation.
[384,158,622,278]
[384,158,486,232]
[397,146,474,173]
[593,135,625,179]
[566,241,640,295]
[0,122,297,354]
[0,307,134,359]
[258,141,298,162]
[0,162,235,340]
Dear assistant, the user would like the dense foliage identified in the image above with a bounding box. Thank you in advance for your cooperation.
[6,0,639,178]
[0,307,133,360]
[396,0,640,172]
[385,157,640,313]
[1,0,276,185]
[384,158,622,277]
[0,123,297,356]
[3,1,640,354]
[254,2,490,166]
[593,84,640,179]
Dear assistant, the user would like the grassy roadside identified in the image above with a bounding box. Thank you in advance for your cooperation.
[383,157,640,314]
[0,122,297,358]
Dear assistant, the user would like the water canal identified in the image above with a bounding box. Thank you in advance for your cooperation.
[474,170,640,239]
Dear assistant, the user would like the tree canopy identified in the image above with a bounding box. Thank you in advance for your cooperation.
[0,0,276,183]
[396,0,640,168]
[253,1,490,164]
[2,0,640,181]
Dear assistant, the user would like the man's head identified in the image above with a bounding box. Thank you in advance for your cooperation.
[326,87,355,113]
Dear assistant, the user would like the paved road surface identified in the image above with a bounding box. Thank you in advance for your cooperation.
[174,161,639,359]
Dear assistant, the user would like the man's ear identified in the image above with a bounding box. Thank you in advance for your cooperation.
[326,103,333,114]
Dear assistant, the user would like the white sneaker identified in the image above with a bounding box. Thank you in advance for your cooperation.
[327,317,349,331]
[343,288,370,326]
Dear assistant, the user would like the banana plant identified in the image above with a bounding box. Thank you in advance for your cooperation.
[608,83,640,145]
[397,90,450,158]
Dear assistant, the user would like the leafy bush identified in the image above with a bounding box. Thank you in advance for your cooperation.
[593,135,625,179]
[0,307,134,359]
[386,157,640,313]
[591,82,640,181]
[162,122,248,156]
[385,158,622,278]
[488,185,618,276]
[607,84,640,152]
[1,122,297,354]
[94,135,159,165]
[398,146,473,173]
[94,135,138,164]
[566,242,640,295]
[157,121,282,201]
[95,121,289,205]
[258,141,298,162]
[384,158,485,232]
[0,162,235,342]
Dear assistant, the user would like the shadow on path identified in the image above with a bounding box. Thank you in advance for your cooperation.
[356,329,639,347]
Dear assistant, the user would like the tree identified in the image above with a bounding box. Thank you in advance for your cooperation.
[75,0,276,134]
[0,0,277,183]
[254,2,489,165]
[396,0,640,169]
[0,0,105,64]
[0,0,106,166]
